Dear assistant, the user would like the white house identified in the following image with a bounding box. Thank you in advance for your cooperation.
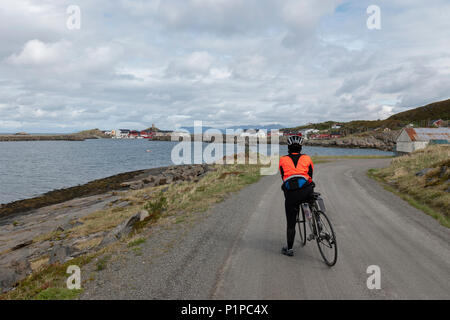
[302,128,319,139]
[240,129,266,138]
[396,127,450,154]
[111,129,131,139]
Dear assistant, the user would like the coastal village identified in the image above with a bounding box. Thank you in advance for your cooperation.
[101,119,450,155]
[1,119,448,154]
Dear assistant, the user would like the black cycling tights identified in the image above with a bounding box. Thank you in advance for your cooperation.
[284,184,314,250]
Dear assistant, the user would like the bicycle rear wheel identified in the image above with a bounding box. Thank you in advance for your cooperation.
[296,208,306,246]
[314,210,337,266]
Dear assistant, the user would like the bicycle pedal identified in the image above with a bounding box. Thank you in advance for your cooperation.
[307,234,315,241]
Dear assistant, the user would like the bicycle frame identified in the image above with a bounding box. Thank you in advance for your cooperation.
[301,202,318,240]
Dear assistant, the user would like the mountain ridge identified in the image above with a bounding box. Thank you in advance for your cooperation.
[283,98,450,132]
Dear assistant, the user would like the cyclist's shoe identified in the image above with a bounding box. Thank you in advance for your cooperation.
[281,246,294,257]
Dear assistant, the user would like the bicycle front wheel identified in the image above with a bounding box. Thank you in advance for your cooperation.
[297,209,306,247]
[314,210,337,266]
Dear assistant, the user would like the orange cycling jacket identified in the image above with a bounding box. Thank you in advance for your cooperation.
[279,153,314,183]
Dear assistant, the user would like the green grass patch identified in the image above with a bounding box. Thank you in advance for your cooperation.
[95,255,111,271]
[158,162,262,218]
[0,254,96,300]
[35,287,82,300]
[127,237,146,247]
[143,193,167,217]
[132,247,143,256]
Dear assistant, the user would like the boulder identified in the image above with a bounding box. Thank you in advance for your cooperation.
[49,245,77,264]
[0,267,17,293]
[121,181,144,189]
[130,181,144,190]
[415,168,432,177]
[139,210,149,222]
[439,166,448,178]
[55,220,83,232]
[142,176,155,184]
[115,201,131,208]
[11,240,33,251]
[155,176,167,185]
[164,175,174,184]
[0,258,32,293]
[142,194,151,200]
[99,213,140,247]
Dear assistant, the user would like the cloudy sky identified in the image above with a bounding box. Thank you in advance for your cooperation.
[0,0,449,132]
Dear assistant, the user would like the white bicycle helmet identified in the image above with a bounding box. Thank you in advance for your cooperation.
[287,135,303,146]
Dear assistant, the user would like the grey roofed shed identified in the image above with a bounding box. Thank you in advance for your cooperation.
[396,127,450,153]
[404,127,450,141]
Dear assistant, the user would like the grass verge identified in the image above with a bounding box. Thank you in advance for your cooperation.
[0,254,96,300]
[368,145,450,228]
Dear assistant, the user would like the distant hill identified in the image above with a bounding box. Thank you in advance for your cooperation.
[283,98,450,133]
[143,126,160,132]
[226,124,285,131]
[74,128,110,139]
[178,126,214,134]
[387,99,450,122]
[178,123,285,134]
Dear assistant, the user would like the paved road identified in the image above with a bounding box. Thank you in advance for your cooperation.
[82,159,450,300]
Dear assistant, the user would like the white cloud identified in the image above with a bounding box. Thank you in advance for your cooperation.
[282,0,341,31]
[166,51,215,77]
[7,39,71,66]
[0,0,449,132]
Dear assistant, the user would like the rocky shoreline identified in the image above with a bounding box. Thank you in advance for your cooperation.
[0,165,209,219]
[303,137,394,151]
[0,135,87,142]
[0,164,210,293]
[0,130,110,142]
[155,131,399,152]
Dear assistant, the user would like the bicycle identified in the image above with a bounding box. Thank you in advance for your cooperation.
[296,192,338,266]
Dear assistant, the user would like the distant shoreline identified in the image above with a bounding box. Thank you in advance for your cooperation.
[0,134,108,142]
[0,134,85,141]
[153,134,396,151]
[0,134,395,151]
